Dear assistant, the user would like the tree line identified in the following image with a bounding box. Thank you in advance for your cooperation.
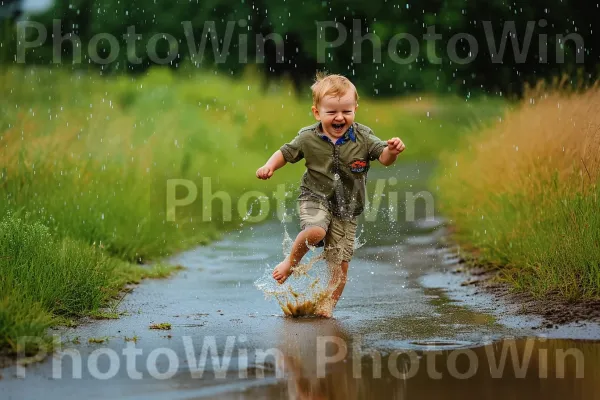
[1,0,597,96]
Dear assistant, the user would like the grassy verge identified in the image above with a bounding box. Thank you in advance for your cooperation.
[0,67,504,261]
[435,83,600,301]
[0,212,181,354]
[0,65,504,354]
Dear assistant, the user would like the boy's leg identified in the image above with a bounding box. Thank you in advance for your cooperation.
[272,226,326,283]
[330,260,349,307]
[272,201,330,284]
[324,217,357,309]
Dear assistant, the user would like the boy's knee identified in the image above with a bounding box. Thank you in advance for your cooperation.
[305,226,327,242]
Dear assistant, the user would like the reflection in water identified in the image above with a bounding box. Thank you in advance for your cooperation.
[277,318,358,400]
[271,326,600,400]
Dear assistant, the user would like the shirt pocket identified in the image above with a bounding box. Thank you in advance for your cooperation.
[347,158,370,175]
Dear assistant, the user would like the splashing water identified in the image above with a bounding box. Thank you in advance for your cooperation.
[254,225,365,318]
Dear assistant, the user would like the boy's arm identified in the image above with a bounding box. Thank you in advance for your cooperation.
[364,126,405,166]
[256,150,287,180]
[257,133,305,179]
[378,138,406,166]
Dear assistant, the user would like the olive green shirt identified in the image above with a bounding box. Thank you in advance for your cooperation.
[280,121,387,219]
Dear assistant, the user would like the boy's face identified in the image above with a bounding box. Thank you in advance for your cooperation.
[311,91,357,139]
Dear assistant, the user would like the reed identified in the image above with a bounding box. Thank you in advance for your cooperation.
[436,82,600,300]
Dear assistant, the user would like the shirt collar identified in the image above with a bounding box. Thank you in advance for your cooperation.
[316,123,356,145]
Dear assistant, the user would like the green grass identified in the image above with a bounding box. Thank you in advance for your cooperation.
[149,322,172,330]
[443,181,600,300]
[434,86,600,301]
[0,212,183,353]
[0,213,115,315]
[500,186,600,299]
[0,65,505,355]
[1,67,504,261]
[0,212,113,352]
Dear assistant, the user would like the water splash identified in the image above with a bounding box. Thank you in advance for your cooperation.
[254,224,351,318]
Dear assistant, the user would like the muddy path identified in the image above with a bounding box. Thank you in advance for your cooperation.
[3,163,600,399]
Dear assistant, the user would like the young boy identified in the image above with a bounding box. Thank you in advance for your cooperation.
[256,73,405,314]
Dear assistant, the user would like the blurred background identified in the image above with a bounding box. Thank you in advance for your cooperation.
[1,0,596,95]
[1,0,599,354]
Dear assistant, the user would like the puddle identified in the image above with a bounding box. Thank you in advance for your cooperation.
[211,337,600,400]
[408,339,477,349]
[369,338,478,351]
[4,164,598,399]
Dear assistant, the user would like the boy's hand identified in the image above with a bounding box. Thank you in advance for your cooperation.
[256,165,274,180]
[387,137,406,155]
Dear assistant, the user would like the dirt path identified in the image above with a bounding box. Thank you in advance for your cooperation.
[3,164,599,399]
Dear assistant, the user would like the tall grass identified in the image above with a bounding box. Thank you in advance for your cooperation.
[0,65,503,353]
[435,82,600,300]
[0,212,113,350]
[1,66,504,261]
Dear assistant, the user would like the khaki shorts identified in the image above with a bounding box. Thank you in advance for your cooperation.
[299,201,357,264]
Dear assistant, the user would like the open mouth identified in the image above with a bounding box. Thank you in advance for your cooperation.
[332,123,345,133]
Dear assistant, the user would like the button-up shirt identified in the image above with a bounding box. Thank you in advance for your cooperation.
[280,121,387,219]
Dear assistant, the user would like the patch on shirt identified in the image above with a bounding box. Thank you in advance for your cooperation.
[349,159,368,173]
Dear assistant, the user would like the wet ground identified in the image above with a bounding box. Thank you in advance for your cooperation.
[2,163,600,399]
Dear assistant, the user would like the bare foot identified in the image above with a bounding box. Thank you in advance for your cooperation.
[314,309,333,318]
[314,301,334,318]
[272,259,293,284]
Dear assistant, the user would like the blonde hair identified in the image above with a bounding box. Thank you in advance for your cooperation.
[310,71,359,108]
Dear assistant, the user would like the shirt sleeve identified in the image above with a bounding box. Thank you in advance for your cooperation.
[280,134,305,163]
[366,129,388,161]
